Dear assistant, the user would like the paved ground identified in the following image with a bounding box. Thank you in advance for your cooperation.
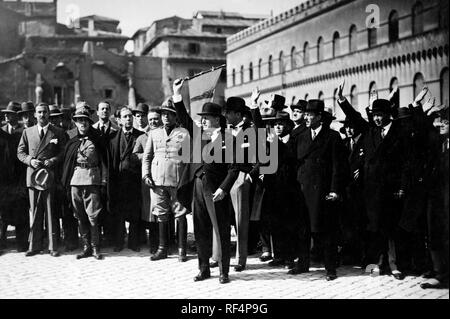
[0,224,448,300]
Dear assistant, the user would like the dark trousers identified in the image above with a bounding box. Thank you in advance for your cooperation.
[308,232,338,273]
[114,214,140,249]
[61,197,79,248]
[28,188,59,252]
[363,230,388,269]
[193,177,231,275]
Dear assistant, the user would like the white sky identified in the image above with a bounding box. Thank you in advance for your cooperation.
[55,0,304,51]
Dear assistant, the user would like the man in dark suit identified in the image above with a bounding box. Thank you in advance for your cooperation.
[337,81,413,280]
[294,100,349,281]
[17,103,68,257]
[109,107,144,252]
[290,100,308,142]
[0,102,28,252]
[173,78,239,284]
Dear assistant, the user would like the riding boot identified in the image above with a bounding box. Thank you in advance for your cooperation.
[91,224,103,260]
[76,225,92,259]
[148,222,159,254]
[177,217,187,262]
[150,221,168,261]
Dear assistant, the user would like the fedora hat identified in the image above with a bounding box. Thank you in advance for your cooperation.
[160,99,176,114]
[132,103,149,115]
[265,94,286,111]
[323,107,337,120]
[224,97,247,114]
[73,104,94,123]
[60,105,75,115]
[371,99,392,115]
[290,100,307,112]
[197,102,224,117]
[305,100,325,114]
[30,168,54,191]
[262,111,294,126]
[395,107,412,120]
[1,101,21,114]
[49,104,63,117]
[18,101,35,115]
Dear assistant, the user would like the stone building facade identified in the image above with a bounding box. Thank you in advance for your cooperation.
[225,0,449,120]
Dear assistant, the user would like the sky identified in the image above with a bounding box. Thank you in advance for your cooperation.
[55,0,304,51]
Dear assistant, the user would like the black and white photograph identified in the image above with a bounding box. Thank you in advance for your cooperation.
[0,0,448,307]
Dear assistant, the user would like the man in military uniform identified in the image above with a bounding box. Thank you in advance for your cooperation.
[61,105,109,260]
[142,101,189,262]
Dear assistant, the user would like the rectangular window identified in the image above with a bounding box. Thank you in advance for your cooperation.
[188,43,200,55]
[104,89,114,99]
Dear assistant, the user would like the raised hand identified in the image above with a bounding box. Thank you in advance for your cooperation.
[338,79,345,100]
[173,78,184,96]
[422,97,435,114]
[251,87,261,105]
[369,89,378,109]
[414,86,429,105]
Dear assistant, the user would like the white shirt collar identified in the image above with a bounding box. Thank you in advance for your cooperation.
[382,121,392,135]
[123,127,133,134]
[280,134,290,144]
[311,124,322,138]
[38,123,50,133]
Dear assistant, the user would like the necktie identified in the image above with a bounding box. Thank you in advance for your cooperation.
[350,138,355,151]
[311,130,316,140]
[125,131,131,141]
[381,128,385,139]
[39,128,44,140]
[101,125,106,135]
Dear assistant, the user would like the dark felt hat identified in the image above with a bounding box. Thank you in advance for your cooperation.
[395,107,412,120]
[265,94,286,111]
[224,97,247,114]
[49,104,63,117]
[262,110,294,127]
[372,99,392,115]
[197,102,224,117]
[132,103,149,115]
[305,100,325,114]
[18,101,35,115]
[30,168,54,191]
[1,101,21,114]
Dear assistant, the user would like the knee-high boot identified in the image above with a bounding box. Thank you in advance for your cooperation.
[148,222,159,254]
[177,217,187,262]
[76,222,92,259]
[150,221,168,261]
[91,224,103,260]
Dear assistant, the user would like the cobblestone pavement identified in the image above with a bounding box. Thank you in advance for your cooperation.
[0,226,448,299]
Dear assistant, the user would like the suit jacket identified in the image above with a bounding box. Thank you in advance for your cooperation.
[17,124,68,188]
[92,121,119,140]
[108,128,144,219]
[174,100,239,210]
[291,123,307,142]
[296,126,349,232]
[338,98,413,233]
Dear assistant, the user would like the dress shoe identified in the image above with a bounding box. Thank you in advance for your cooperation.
[326,271,337,281]
[259,253,273,262]
[420,278,444,289]
[209,260,219,268]
[284,260,295,270]
[234,264,246,272]
[178,249,187,262]
[193,270,211,282]
[150,247,168,261]
[50,251,60,257]
[392,271,405,280]
[92,247,103,260]
[76,247,93,259]
[268,258,284,267]
[219,274,230,284]
[288,266,310,275]
[25,250,40,257]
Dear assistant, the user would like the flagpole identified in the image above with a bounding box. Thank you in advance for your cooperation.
[183,64,226,81]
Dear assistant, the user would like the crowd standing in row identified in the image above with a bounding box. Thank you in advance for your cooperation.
[0,78,448,288]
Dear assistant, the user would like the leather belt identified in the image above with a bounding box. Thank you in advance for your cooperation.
[76,162,97,169]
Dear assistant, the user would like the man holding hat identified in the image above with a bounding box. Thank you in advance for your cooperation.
[294,99,349,280]
[337,80,413,280]
[17,103,68,257]
[19,102,36,129]
[61,104,109,260]
[133,103,150,132]
[142,99,189,262]
[173,78,239,284]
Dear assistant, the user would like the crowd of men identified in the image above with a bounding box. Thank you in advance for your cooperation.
[0,77,448,288]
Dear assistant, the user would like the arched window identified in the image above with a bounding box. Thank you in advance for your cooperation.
[350,85,358,107]
[412,2,424,35]
[240,65,244,84]
[232,69,236,86]
[389,10,399,42]
[258,59,262,79]
[413,73,425,98]
[249,62,253,81]
[268,55,273,76]
[349,25,357,53]
[440,68,449,106]
[318,91,324,101]
[332,32,340,58]
[303,42,310,65]
[369,81,377,104]
[279,51,284,73]
[389,77,399,108]
[368,27,377,48]
[317,37,324,62]
[290,46,297,69]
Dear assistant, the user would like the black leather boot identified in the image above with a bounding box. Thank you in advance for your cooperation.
[177,217,187,262]
[148,222,159,254]
[76,224,92,259]
[150,221,168,261]
[91,225,103,260]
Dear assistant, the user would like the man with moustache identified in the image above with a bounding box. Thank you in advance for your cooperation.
[109,107,144,252]
[17,103,68,257]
